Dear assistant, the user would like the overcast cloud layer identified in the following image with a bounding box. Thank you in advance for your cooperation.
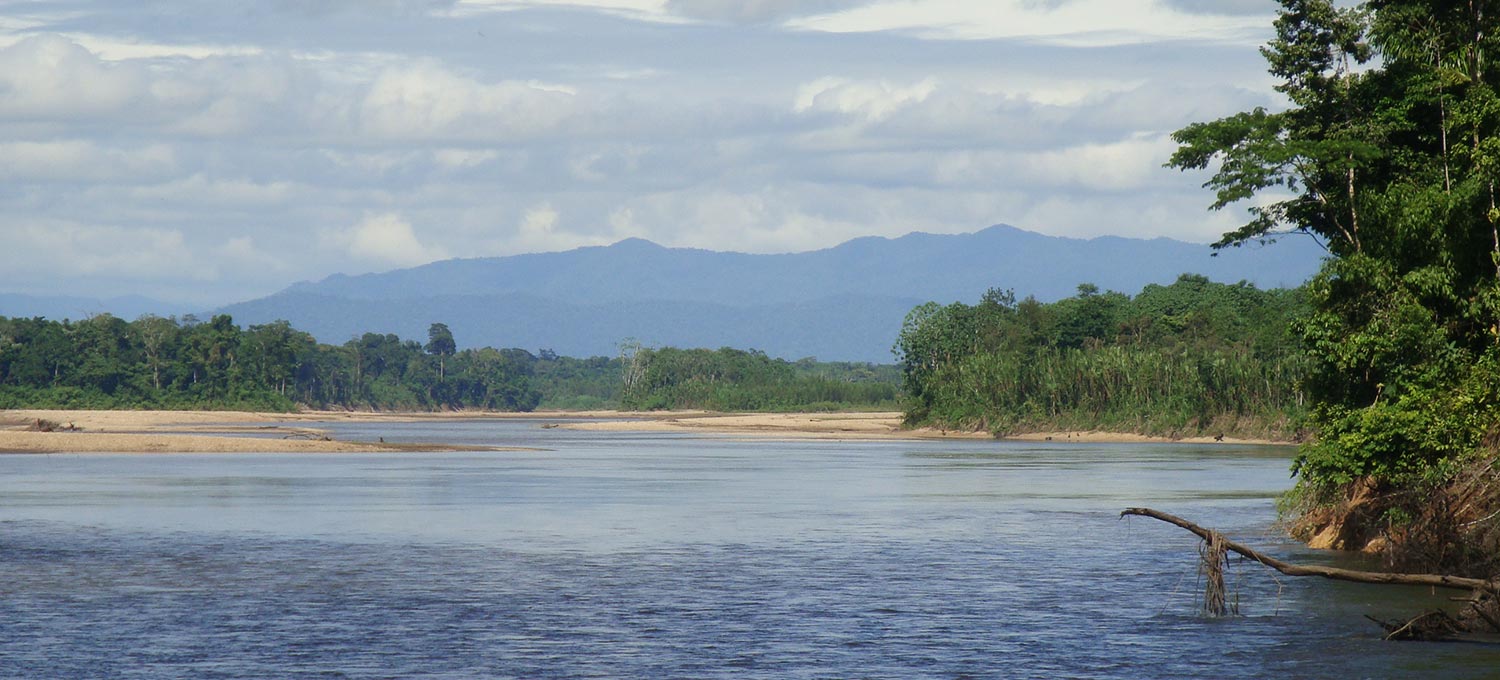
[0,0,1281,306]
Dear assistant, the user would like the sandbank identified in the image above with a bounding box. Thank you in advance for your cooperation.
[557,411,973,440]
[0,408,1293,453]
[558,412,1292,445]
[0,409,532,454]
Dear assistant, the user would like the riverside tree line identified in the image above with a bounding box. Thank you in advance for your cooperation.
[893,274,1309,440]
[0,314,898,413]
[0,315,542,412]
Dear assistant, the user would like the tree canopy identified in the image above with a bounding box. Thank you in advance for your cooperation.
[0,315,540,412]
[894,275,1309,439]
[1168,0,1500,497]
[1164,0,1500,573]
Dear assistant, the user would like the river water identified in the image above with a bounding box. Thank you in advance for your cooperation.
[2,420,1496,678]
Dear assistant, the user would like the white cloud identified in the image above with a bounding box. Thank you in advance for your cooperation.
[126,175,299,206]
[447,0,682,22]
[1021,134,1180,191]
[788,0,1269,45]
[217,236,288,275]
[356,62,580,141]
[794,76,937,122]
[664,0,867,23]
[334,212,451,266]
[503,203,612,252]
[520,203,561,239]
[0,221,211,280]
[433,148,500,168]
[0,0,1278,304]
[0,140,176,182]
[0,35,145,119]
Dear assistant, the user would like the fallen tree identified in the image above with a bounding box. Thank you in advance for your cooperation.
[1121,507,1500,640]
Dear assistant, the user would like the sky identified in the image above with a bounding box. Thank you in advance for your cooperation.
[0,0,1284,307]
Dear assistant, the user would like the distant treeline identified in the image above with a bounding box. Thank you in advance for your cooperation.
[0,315,538,411]
[0,314,900,412]
[620,346,900,412]
[895,274,1310,439]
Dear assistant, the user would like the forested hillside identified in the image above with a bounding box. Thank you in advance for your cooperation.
[895,275,1309,439]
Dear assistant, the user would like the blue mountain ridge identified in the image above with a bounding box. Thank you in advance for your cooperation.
[215,224,1326,363]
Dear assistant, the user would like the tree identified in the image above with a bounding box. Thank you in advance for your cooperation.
[1169,0,1500,569]
[425,322,456,381]
[1168,0,1379,255]
[133,315,178,392]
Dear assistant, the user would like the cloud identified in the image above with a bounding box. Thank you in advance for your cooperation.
[1022,134,1180,191]
[1162,0,1269,16]
[448,0,676,21]
[663,0,868,23]
[794,76,937,122]
[0,140,177,182]
[433,148,500,168]
[0,221,210,281]
[125,175,299,207]
[357,63,580,141]
[0,1,1282,307]
[498,202,612,252]
[0,35,145,120]
[273,0,460,17]
[787,0,1270,45]
[217,236,288,276]
[333,212,451,266]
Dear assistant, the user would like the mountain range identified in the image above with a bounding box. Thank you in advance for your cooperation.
[0,225,1326,362]
[210,225,1325,363]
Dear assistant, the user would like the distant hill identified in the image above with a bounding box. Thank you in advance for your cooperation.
[215,225,1326,362]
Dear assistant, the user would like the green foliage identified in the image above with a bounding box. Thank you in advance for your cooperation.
[0,314,898,414]
[1169,0,1500,505]
[532,353,625,409]
[0,315,541,412]
[618,347,900,412]
[896,275,1309,438]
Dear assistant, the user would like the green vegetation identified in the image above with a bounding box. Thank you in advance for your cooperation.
[0,315,900,414]
[0,314,539,412]
[532,351,625,411]
[895,275,1309,439]
[619,346,901,412]
[1166,0,1500,573]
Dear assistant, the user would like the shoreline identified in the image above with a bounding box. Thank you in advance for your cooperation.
[561,413,1290,445]
[1,408,1294,453]
[0,409,542,454]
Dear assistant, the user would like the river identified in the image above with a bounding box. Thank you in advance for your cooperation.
[2,419,1496,678]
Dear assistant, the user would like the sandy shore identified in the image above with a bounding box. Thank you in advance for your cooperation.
[558,411,966,440]
[0,409,538,454]
[0,408,1292,453]
[558,412,1291,445]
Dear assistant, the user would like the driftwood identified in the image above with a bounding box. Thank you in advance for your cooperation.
[1121,507,1500,594]
[1123,507,1500,639]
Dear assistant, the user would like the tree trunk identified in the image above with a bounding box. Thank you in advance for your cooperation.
[1120,507,1499,593]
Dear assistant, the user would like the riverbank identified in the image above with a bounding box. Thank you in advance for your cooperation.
[0,409,534,453]
[559,412,1290,445]
[0,408,1295,453]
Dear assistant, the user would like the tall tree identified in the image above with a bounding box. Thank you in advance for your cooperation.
[1170,0,1500,566]
[425,322,456,381]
